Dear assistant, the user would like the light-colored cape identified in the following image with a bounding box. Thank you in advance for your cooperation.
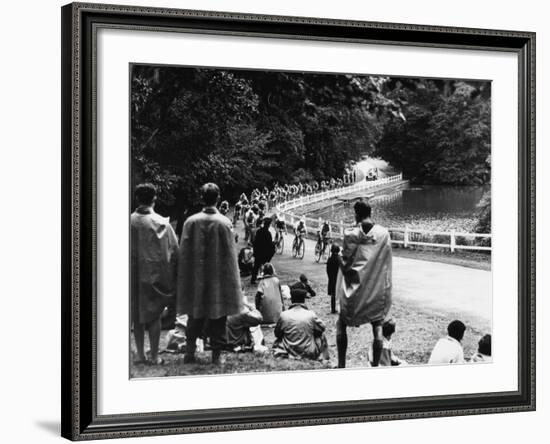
[336,223,392,326]
[176,207,242,319]
[131,207,179,325]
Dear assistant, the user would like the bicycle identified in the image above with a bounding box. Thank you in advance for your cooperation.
[292,233,306,259]
[314,231,332,263]
[274,228,285,254]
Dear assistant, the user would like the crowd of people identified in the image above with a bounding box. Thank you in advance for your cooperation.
[131,181,492,369]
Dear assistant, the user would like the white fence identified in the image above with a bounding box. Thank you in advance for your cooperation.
[274,173,491,253]
[388,227,491,252]
[278,173,404,212]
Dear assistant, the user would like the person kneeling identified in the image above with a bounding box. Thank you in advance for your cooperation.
[272,289,329,361]
[226,294,267,353]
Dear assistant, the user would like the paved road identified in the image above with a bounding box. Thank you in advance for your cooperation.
[238,225,492,324]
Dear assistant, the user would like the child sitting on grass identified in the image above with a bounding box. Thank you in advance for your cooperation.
[367,318,406,366]
[470,334,492,363]
[428,320,466,365]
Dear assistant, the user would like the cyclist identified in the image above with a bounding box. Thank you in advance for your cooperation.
[274,213,286,243]
[293,218,307,249]
[233,199,242,225]
[244,205,258,242]
[319,220,332,254]
[219,200,229,216]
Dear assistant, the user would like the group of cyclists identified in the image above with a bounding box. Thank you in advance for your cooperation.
[230,172,358,222]
[286,217,333,262]
[226,183,339,264]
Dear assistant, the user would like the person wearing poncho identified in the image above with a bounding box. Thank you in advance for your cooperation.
[176,183,242,364]
[131,183,179,365]
[336,200,392,368]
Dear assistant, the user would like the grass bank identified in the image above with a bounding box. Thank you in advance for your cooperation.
[130,270,490,378]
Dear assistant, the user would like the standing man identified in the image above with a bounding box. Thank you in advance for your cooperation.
[336,201,393,368]
[131,183,179,365]
[177,183,242,364]
[326,244,341,314]
[251,217,275,284]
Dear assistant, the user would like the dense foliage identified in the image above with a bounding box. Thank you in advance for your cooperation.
[131,66,491,221]
[131,66,399,216]
[475,191,491,233]
[374,79,491,185]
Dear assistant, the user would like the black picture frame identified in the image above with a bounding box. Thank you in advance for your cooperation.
[61,2,536,440]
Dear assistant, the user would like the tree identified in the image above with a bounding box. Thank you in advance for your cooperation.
[375,80,491,185]
[131,66,400,218]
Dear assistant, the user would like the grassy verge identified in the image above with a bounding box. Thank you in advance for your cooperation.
[130,270,490,378]
[391,247,491,271]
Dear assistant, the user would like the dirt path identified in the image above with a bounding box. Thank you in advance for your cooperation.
[238,224,492,324]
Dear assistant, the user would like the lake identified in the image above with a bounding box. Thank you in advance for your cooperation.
[304,184,490,233]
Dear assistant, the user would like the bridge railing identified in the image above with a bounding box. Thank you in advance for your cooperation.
[278,173,403,212]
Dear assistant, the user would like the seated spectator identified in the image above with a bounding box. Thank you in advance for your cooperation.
[367,319,406,366]
[428,320,466,365]
[255,263,284,324]
[280,284,291,302]
[290,274,316,300]
[272,288,329,361]
[226,294,267,353]
[238,244,254,277]
[470,334,492,363]
[164,314,188,353]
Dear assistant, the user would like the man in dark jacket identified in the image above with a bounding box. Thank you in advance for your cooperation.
[251,217,275,284]
[326,244,341,314]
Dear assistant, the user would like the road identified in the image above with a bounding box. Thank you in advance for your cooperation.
[238,225,492,324]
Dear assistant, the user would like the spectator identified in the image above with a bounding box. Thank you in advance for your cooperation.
[226,294,266,353]
[272,287,329,361]
[470,334,492,363]
[251,217,275,284]
[367,319,406,366]
[131,183,178,365]
[336,200,393,368]
[326,245,341,314]
[238,244,255,277]
[428,320,467,365]
[255,263,285,324]
[164,314,188,354]
[290,274,316,300]
[177,183,242,365]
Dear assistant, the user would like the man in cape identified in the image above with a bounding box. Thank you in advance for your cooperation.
[336,200,392,368]
[131,183,179,365]
[177,183,242,364]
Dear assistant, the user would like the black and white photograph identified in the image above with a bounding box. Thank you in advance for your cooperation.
[129,64,492,378]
